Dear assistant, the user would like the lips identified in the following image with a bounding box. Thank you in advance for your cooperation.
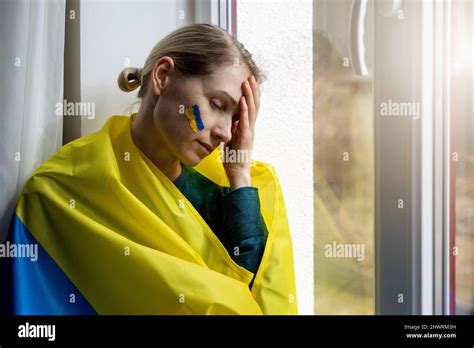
[197,141,213,154]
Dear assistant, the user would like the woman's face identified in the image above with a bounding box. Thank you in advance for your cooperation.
[152,63,249,167]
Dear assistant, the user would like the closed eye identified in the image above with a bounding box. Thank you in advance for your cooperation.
[210,99,226,112]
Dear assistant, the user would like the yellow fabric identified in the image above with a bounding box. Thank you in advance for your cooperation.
[15,115,298,314]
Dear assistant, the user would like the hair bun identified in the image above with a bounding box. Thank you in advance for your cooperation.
[118,67,142,92]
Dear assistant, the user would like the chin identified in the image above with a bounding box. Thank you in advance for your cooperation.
[180,153,203,167]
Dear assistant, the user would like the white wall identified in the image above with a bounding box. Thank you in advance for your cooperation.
[237,0,314,314]
[80,0,194,134]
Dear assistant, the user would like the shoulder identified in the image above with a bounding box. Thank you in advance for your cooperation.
[21,116,128,197]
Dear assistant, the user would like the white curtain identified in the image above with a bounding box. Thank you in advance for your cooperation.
[0,0,65,241]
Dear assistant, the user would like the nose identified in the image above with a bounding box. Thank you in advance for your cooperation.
[209,119,232,144]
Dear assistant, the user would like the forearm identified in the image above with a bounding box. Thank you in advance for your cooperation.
[222,187,268,276]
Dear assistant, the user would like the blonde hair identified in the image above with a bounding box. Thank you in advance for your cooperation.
[117,24,265,99]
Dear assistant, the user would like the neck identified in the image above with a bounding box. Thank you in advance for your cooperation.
[131,104,182,182]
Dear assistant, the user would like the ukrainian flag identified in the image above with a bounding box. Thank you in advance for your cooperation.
[0,115,297,315]
[184,104,204,132]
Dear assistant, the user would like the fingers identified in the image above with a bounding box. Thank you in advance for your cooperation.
[231,118,239,135]
[242,75,260,129]
[249,75,260,109]
[239,95,249,131]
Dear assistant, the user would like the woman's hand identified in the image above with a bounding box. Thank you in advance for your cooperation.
[224,74,260,190]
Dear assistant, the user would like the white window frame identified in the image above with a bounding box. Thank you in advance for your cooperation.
[374,0,452,315]
[194,0,233,32]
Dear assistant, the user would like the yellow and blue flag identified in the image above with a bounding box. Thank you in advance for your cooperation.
[184,104,204,132]
[0,115,297,315]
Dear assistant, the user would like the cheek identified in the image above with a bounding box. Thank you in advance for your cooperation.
[153,103,188,145]
[154,99,184,128]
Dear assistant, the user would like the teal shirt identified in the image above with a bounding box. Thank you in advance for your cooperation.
[173,165,268,279]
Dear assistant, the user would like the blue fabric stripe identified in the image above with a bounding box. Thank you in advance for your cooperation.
[0,214,96,315]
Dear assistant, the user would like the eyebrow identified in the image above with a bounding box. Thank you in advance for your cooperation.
[212,90,238,106]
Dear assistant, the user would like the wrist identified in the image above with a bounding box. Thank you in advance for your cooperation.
[229,174,252,191]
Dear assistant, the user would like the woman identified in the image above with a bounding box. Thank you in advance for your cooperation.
[0,24,297,315]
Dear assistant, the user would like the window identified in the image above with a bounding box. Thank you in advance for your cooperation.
[451,0,474,315]
[313,0,473,315]
[313,0,374,314]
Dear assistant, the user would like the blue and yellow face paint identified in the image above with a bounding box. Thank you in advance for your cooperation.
[184,104,204,133]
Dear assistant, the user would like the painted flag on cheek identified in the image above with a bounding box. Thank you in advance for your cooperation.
[184,104,204,132]
[0,114,298,315]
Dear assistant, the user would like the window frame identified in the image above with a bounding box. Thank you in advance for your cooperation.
[374,0,453,315]
[194,0,234,33]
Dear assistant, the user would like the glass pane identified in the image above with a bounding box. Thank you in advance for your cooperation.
[313,0,374,314]
[452,0,474,315]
